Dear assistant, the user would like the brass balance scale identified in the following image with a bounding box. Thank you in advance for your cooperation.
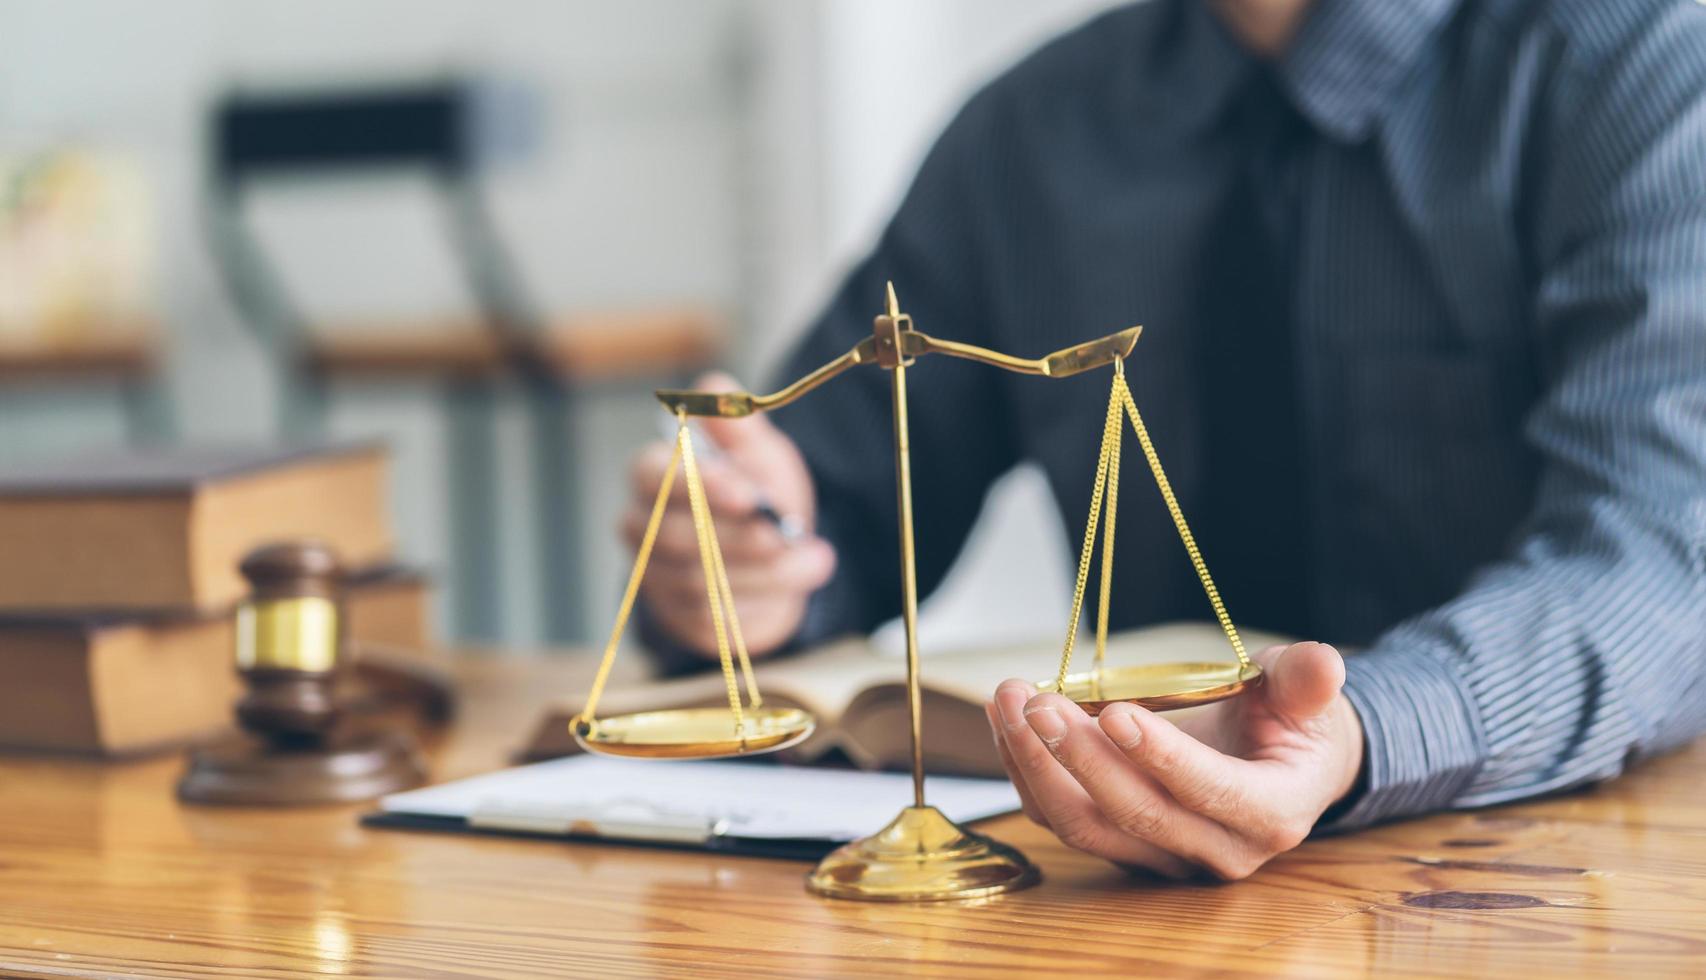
[570,284,1260,901]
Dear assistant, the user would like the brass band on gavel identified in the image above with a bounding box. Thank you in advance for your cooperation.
[235,542,344,673]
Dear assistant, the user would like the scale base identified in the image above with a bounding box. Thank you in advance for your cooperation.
[806,805,1039,902]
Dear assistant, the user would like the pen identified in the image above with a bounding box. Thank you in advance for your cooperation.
[470,803,728,844]
[658,414,806,543]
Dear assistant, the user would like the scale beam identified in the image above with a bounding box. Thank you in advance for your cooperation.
[655,323,1143,417]
[911,325,1142,378]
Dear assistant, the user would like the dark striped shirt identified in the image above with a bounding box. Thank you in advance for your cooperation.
[758,0,1706,828]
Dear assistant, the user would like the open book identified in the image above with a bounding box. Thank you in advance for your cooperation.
[523,622,1284,777]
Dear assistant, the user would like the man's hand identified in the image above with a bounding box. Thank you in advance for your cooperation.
[985,641,1363,880]
[623,372,835,658]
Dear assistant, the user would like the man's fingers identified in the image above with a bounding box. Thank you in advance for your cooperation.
[628,440,760,518]
[685,373,815,529]
[686,373,745,450]
[628,442,676,500]
[1025,692,1243,867]
[641,536,835,600]
[1097,702,1248,824]
[1100,700,1313,861]
[1263,642,1346,723]
[623,509,790,563]
[695,371,775,454]
[642,592,801,657]
[688,370,742,395]
[691,372,788,457]
[992,682,1194,875]
[985,702,1050,829]
[993,681,1115,838]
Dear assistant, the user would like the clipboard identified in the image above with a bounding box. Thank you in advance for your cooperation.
[361,809,846,860]
[362,755,1022,861]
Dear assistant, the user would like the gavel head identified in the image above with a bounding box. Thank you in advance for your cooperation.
[233,541,345,743]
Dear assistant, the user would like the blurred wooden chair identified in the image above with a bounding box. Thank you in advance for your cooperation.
[206,80,718,643]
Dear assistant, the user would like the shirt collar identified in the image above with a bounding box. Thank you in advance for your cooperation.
[1277,0,1461,142]
[1151,0,1259,133]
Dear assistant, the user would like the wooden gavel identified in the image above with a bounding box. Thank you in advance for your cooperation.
[233,542,345,740]
[178,541,426,805]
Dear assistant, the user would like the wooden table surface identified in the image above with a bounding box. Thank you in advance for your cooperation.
[2,654,1704,979]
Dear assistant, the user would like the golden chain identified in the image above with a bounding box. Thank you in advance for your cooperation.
[698,440,763,711]
[575,426,681,726]
[1053,365,1125,693]
[1053,365,1249,694]
[1119,380,1248,668]
[573,416,761,738]
[1094,363,1123,695]
[679,420,752,737]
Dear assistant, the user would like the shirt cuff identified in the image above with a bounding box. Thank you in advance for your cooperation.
[1323,643,1487,831]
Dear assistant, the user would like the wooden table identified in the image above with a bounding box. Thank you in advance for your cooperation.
[2,655,1704,978]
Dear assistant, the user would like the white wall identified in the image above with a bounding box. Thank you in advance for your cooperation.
[0,0,1121,652]
[0,0,751,646]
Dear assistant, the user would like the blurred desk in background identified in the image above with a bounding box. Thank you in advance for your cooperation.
[1,652,1703,978]
[305,309,720,382]
[0,324,172,441]
[0,330,152,379]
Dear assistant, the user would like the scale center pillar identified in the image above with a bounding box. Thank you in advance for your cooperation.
[806,287,1039,901]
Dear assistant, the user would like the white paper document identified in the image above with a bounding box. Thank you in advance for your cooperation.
[380,756,1022,843]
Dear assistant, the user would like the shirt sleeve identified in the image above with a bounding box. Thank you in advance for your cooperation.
[1328,8,1706,829]
[640,86,1023,667]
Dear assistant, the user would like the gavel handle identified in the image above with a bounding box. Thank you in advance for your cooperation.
[348,645,457,726]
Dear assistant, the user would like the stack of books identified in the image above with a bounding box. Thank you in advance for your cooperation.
[0,444,433,756]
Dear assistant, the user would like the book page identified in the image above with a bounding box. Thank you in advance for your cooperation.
[558,635,886,728]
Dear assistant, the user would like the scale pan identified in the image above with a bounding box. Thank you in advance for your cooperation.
[574,706,816,760]
[1044,661,1263,714]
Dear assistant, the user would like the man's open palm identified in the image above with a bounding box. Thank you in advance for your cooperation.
[986,642,1364,880]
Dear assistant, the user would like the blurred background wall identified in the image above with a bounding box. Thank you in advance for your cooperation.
[0,0,1121,651]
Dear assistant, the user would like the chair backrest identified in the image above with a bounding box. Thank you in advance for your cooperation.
[212,82,473,186]
[205,79,542,356]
